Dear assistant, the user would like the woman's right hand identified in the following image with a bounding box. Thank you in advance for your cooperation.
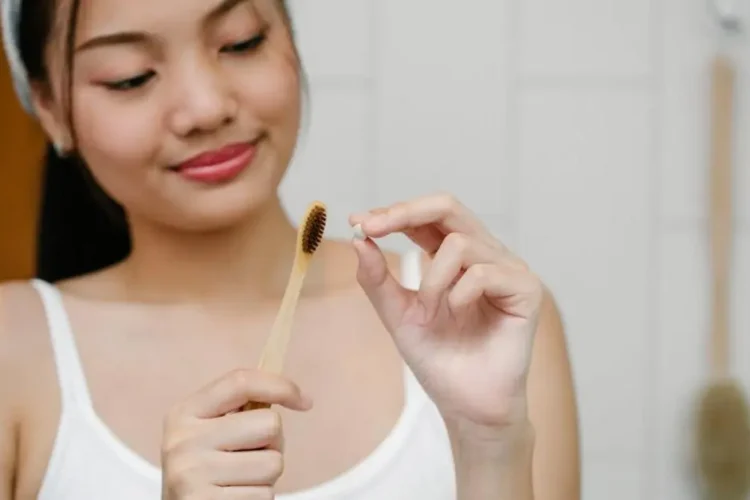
[161,368,313,499]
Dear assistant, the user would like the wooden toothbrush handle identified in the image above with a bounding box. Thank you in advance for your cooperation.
[241,267,307,411]
[709,54,734,378]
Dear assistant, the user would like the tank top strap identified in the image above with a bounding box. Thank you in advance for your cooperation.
[30,279,94,408]
[399,248,423,291]
[398,249,432,405]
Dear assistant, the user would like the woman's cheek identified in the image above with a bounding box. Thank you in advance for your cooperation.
[73,96,165,199]
[237,58,300,125]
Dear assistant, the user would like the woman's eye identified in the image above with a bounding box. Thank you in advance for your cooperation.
[221,33,266,54]
[96,33,266,91]
[102,71,155,91]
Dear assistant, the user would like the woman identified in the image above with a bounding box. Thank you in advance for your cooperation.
[0,0,580,498]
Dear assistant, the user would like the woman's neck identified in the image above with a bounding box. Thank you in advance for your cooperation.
[118,196,301,304]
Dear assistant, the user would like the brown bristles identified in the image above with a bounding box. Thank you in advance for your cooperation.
[301,204,326,255]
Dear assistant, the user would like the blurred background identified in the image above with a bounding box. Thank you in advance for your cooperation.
[2,0,750,498]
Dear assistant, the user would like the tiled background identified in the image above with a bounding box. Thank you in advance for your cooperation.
[279,0,750,498]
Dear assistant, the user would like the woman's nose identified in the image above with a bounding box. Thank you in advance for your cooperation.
[168,59,238,136]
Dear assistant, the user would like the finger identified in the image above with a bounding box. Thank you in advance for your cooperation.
[401,226,449,258]
[418,233,500,316]
[352,208,454,255]
[178,369,313,419]
[205,409,284,452]
[447,263,543,319]
[208,449,284,487]
[217,486,275,499]
[351,237,413,332]
[350,193,492,253]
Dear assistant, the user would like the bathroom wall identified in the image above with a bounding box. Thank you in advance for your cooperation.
[281,0,750,498]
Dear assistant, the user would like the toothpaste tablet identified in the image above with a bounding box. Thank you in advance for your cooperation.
[352,223,366,240]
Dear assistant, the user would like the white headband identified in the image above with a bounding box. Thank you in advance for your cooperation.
[1,0,35,114]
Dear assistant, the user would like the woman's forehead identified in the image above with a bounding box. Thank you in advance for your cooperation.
[73,0,263,40]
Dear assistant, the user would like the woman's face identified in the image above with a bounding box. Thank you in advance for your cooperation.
[37,0,301,231]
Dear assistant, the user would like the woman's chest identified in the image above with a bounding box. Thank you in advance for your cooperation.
[19,296,410,496]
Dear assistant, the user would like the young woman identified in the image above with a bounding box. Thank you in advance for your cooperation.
[0,0,581,498]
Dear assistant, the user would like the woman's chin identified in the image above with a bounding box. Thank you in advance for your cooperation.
[164,186,278,233]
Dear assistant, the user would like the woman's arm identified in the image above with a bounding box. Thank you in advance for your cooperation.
[527,288,580,499]
[0,393,16,500]
[0,286,19,500]
[451,287,581,500]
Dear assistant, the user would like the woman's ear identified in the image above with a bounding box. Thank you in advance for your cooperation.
[29,81,72,155]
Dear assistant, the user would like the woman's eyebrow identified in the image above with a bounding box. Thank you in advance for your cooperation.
[75,0,253,53]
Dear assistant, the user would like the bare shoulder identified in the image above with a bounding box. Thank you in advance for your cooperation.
[0,280,58,416]
[0,281,44,371]
[0,280,53,394]
[527,286,581,499]
[0,280,55,497]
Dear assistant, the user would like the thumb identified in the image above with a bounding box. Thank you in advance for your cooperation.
[352,237,412,332]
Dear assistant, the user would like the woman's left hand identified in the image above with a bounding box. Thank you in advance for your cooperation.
[350,193,544,437]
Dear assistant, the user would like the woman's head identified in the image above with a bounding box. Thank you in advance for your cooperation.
[18,0,304,233]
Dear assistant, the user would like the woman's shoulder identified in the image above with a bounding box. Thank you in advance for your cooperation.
[319,238,419,290]
[0,280,67,495]
[0,279,51,346]
[0,279,55,398]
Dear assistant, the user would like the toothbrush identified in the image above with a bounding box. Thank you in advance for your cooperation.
[242,201,327,411]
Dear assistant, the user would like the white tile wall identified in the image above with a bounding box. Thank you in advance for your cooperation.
[519,0,652,80]
[518,87,653,463]
[281,1,750,498]
[372,0,510,216]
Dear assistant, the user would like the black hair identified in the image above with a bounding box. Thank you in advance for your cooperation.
[36,146,131,282]
[16,0,299,283]
[19,0,131,282]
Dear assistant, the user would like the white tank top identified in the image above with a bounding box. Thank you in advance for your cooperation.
[29,250,456,499]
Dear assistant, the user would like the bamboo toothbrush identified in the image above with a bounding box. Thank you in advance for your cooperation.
[694,54,750,500]
[242,201,327,411]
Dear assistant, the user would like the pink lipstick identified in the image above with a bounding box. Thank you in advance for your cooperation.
[174,142,257,183]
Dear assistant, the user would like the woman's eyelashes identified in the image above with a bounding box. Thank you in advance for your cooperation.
[100,31,267,92]
[221,31,267,54]
[102,70,156,91]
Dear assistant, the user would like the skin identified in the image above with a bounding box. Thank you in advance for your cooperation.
[0,0,581,498]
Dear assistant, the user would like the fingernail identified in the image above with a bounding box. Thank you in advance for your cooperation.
[300,393,314,410]
[298,386,314,406]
